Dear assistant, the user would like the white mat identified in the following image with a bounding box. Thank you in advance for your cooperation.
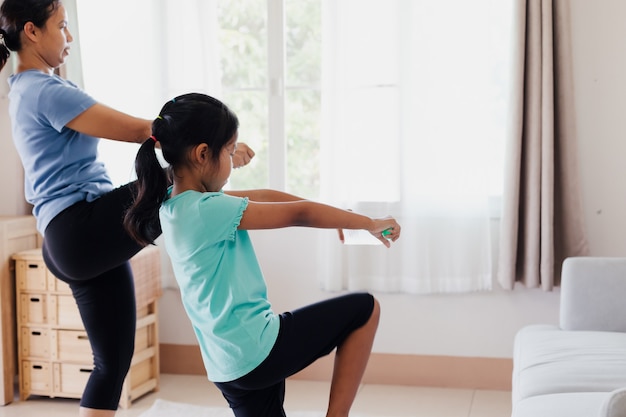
[139,399,326,417]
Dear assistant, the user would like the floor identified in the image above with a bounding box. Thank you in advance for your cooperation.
[0,374,512,417]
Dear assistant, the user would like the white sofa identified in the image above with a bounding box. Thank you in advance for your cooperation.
[512,257,626,417]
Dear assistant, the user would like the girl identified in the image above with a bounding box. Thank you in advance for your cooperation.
[124,93,401,417]
[0,2,254,416]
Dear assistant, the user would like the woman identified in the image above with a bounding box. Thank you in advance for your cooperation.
[0,1,254,416]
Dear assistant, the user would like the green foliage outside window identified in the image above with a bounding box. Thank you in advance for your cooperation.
[218,0,321,198]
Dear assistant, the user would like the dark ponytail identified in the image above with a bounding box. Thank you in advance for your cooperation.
[124,93,239,246]
[0,29,9,71]
[123,138,169,246]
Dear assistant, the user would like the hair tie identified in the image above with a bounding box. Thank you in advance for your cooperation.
[156,115,163,120]
[150,135,158,143]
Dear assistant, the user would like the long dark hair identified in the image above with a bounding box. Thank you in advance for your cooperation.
[123,93,240,246]
[0,0,61,70]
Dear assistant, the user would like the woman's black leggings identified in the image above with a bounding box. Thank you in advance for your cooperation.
[42,182,160,410]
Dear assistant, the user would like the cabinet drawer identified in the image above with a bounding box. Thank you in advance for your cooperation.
[20,294,83,329]
[19,294,47,325]
[20,327,50,359]
[53,363,92,397]
[21,361,52,397]
[53,330,92,363]
[49,295,83,329]
[15,260,48,292]
[134,326,149,354]
[48,277,71,294]
[129,356,155,389]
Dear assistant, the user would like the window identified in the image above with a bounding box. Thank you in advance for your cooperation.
[75,0,323,199]
[75,0,513,293]
[75,0,507,199]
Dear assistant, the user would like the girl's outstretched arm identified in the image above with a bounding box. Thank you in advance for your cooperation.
[225,189,305,202]
[237,199,401,247]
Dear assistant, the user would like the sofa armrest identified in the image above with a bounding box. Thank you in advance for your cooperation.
[599,388,626,417]
[560,257,626,332]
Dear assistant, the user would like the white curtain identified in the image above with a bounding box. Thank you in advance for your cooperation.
[73,0,222,289]
[319,0,514,294]
[74,0,222,186]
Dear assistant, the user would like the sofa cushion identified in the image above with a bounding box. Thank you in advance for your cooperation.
[513,325,626,402]
[512,392,609,417]
[560,257,626,332]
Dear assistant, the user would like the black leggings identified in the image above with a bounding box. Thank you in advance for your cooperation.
[42,182,160,410]
[214,292,375,417]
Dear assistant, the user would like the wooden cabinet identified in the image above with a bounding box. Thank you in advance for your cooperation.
[0,216,41,405]
[14,246,161,408]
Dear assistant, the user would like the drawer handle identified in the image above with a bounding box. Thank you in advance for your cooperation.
[30,297,41,303]
[28,264,39,269]
[80,368,93,373]
[77,335,89,340]
[31,331,42,336]
[32,365,43,370]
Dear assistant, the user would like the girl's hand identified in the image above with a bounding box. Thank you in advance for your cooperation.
[336,208,352,243]
[370,217,401,248]
[337,228,346,243]
[232,143,256,168]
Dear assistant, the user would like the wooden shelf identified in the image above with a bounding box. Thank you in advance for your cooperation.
[14,246,161,408]
[0,216,40,406]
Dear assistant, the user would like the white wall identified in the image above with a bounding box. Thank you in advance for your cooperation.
[570,0,626,256]
[0,61,30,217]
[2,0,625,360]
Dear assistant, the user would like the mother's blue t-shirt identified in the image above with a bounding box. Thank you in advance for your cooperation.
[8,70,113,234]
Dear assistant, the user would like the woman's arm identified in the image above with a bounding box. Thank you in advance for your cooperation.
[66,105,257,165]
[66,103,152,143]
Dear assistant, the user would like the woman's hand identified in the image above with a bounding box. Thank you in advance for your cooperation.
[232,143,256,168]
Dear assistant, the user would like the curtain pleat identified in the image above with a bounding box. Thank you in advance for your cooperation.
[498,0,589,291]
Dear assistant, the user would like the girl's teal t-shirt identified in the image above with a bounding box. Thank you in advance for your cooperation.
[159,189,280,382]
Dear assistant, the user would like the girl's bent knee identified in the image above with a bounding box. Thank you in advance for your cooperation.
[372,297,380,315]
[370,297,381,324]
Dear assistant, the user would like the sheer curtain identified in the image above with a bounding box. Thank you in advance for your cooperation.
[73,0,221,289]
[318,0,514,294]
[74,0,222,186]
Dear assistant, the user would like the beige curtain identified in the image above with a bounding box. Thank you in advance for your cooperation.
[498,0,589,291]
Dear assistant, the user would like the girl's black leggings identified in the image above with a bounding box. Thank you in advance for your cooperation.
[41,182,160,410]
[215,292,375,417]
